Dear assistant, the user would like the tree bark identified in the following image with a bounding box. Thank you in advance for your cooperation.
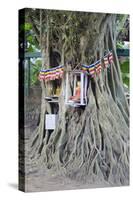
[29,11,129,186]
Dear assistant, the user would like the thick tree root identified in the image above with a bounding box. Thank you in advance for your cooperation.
[36,79,129,185]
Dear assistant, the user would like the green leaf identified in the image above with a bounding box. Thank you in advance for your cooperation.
[120,59,129,88]
[24,23,32,31]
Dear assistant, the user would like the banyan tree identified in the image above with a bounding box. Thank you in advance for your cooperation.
[24,9,129,187]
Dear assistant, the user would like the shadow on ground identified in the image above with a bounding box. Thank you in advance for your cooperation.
[8,183,18,190]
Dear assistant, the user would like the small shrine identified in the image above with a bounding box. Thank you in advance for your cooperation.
[65,70,88,107]
[39,65,63,104]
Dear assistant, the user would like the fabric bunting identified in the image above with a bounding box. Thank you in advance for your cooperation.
[81,51,113,78]
[95,61,102,75]
[39,51,113,81]
[39,65,64,82]
[88,65,96,77]
[81,65,88,71]
[103,57,109,68]
[82,64,96,77]
[108,52,113,64]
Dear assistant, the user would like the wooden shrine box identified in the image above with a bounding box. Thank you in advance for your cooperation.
[45,114,58,130]
[65,70,88,107]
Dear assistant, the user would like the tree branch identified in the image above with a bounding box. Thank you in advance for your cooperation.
[28,14,40,43]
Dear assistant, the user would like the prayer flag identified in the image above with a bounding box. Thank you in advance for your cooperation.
[103,57,109,68]
[39,65,64,82]
[95,62,102,74]
[89,66,96,77]
[108,52,113,64]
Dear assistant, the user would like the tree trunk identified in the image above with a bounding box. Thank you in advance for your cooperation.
[29,12,129,186]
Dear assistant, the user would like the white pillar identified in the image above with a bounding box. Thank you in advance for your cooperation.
[65,72,69,104]
[80,72,84,104]
[84,74,88,104]
[73,75,77,96]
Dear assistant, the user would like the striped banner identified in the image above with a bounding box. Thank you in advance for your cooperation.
[39,65,64,81]
[81,64,96,77]
[39,51,113,81]
[95,61,102,75]
[81,65,88,71]
[103,56,109,68]
[108,52,113,64]
[88,65,96,78]
[82,51,113,77]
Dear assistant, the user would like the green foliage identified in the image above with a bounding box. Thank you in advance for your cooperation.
[31,59,42,85]
[20,22,32,31]
[20,22,40,52]
[25,23,32,31]
[116,41,124,49]
[26,32,39,53]
[120,59,129,88]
